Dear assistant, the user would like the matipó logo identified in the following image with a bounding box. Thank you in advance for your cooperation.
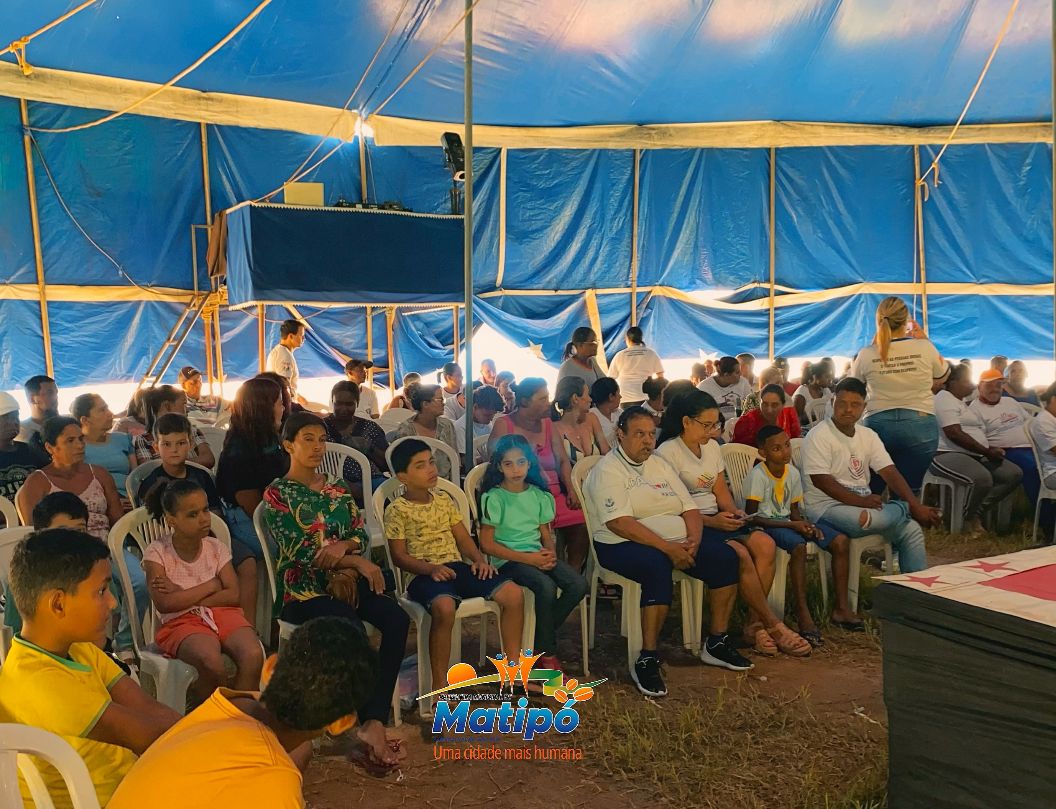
[422,649,606,741]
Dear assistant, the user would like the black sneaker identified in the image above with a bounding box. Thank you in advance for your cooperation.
[632,655,667,697]
[700,634,754,671]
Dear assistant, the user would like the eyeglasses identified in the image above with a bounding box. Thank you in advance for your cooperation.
[691,417,719,431]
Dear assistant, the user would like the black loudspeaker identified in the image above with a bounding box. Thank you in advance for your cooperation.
[441,131,465,182]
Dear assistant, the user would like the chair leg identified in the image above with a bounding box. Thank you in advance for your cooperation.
[847,548,862,615]
[817,551,829,611]
[588,574,599,650]
[949,485,965,535]
[679,579,692,651]
[768,549,789,618]
[521,588,536,653]
[624,583,643,679]
[417,616,432,718]
[579,600,589,677]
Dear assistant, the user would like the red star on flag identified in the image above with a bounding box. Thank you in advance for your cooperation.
[967,561,1012,574]
[904,575,942,587]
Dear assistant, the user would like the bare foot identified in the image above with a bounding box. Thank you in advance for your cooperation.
[356,719,402,767]
[831,608,863,625]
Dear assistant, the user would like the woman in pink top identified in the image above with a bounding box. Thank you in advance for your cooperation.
[488,378,588,570]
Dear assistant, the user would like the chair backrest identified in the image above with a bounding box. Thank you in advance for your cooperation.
[720,442,759,509]
[376,408,414,433]
[472,434,491,467]
[790,437,804,474]
[385,435,461,485]
[0,526,34,662]
[0,495,18,528]
[0,724,102,809]
[570,455,604,571]
[321,442,383,546]
[722,416,739,443]
[196,425,227,463]
[804,398,826,425]
[253,502,279,610]
[371,477,471,595]
[126,460,214,509]
[462,462,489,526]
[1021,402,1042,417]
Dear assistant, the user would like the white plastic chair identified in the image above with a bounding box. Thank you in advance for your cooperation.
[0,724,101,809]
[1027,427,1056,542]
[719,443,758,510]
[1021,402,1042,417]
[921,469,967,535]
[472,434,491,467]
[572,457,703,682]
[0,495,18,528]
[462,462,489,530]
[721,416,739,443]
[373,478,503,717]
[385,436,461,485]
[376,408,414,433]
[789,437,804,473]
[254,501,403,726]
[0,526,34,662]
[108,508,235,712]
[321,442,384,548]
[125,460,214,508]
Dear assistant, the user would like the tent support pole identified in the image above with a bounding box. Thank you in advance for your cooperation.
[1052,0,1055,364]
[462,0,475,466]
[630,148,640,326]
[359,133,368,202]
[203,309,215,395]
[20,98,54,378]
[913,145,929,331]
[199,122,217,393]
[257,304,266,373]
[768,146,776,361]
[452,307,460,363]
[386,307,396,395]
[366,306,374,385]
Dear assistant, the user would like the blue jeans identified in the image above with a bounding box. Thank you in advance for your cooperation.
[819,500,928,574]
[222,503,274,567]
[864,410,938,494]
[500,560,587,653]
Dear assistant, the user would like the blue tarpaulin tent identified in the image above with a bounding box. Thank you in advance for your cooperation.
[0,0,1051,389]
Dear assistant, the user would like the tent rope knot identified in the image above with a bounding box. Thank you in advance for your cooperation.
[9,37,33,76]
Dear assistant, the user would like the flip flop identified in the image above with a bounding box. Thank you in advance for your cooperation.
[800,629,825,648]
[832,619,865,633]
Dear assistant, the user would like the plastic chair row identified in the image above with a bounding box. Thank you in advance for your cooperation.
[0,723,101,809]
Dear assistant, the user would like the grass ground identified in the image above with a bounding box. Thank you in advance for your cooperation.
[303,520,1041,809]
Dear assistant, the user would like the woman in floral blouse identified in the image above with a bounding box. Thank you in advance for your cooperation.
[263,412,408,772]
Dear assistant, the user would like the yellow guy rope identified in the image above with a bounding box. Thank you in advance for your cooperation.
[252,0,412,204]
[917,0,1021,194]
[29,0,274,134]
[2,0,100,74]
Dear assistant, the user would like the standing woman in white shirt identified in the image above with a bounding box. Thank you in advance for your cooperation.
[851,297,948,493]
[607,327,664,408]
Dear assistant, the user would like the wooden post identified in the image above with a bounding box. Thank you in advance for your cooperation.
[630,148,641,326]
[768,146,776,361]
[203,308,215,395]
[386,307,396,395]
[358,127,368,203]
[213,305,226,398]
[452,306,460,365]
[913,145,930,331]
[200,122,216,389]
[257,304,266,373]
[365,305,374,384]
[20,98,54,377]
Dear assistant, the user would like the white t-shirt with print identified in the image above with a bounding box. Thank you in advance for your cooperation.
[266,344,298,395]
[357,385,380,419]
[591,407,620,447]
[969,397,1029,448]
[802,419,894,521]
[584,449,696,545]
[934,390,988,453]
[851,337,946,415]
[696,376,752,420]
[1029,409,1056,481]
[442,389,465,422]
[608,346,664,402]
[654,437,722,515]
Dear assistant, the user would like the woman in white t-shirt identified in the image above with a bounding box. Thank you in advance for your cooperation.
[655,391,810,658]
[793,362,833,427]
[929,364,1022,537]
[607,327,664,408]
[583,407,745,698]
[850,297,948,493]
[589,377,622,448]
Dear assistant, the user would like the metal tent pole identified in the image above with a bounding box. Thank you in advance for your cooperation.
[462,0,475,467]
[768,146,776,361]
[257,304,266,373]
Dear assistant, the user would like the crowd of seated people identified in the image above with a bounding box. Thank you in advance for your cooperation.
[4,298,1056,808]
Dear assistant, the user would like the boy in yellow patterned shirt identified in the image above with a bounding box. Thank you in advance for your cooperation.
[0,529,179,808]
[383,439,523,700]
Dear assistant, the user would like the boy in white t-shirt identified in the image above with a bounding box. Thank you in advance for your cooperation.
[744,426,858,637]
[802,378,940,575]
[971,370,1040,506]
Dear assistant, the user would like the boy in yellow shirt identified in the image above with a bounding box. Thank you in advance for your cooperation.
[0,528,180,808]
[108,616,377,809]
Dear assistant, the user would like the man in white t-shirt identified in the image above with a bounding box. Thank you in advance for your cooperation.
[802,378,939,574]
[344,359,380,420]
[1030,383,1056,488]
[696,356,752,421]
[266,319,306,403]
[607,327,664,407]
[971,369,1039,505]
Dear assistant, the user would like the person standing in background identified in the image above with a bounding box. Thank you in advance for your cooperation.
[267,319,307,406]
[850,297,947,494]
[607,326,664,409]
[556,327,605,388]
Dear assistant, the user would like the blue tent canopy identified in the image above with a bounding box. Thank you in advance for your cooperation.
[0,1,1051,388]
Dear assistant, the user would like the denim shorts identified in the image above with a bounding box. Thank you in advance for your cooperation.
[222,503,272,566]
[406,561,514,610]
[766,520,842,553]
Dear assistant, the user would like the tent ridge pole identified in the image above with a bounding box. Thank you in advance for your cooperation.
[768,146,776,361]
[462,0,475,464]
[630,148,640,326]
[20,98,54,378]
